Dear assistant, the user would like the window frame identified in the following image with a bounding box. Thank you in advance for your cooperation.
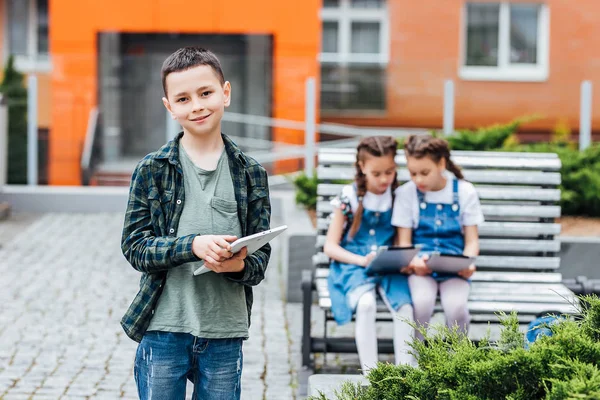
[3,0,51,73]
[459,2,550,82]
[319,0,389,65]
[319,0,389,114]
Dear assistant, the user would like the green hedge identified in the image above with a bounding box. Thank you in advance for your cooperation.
[0,55,28,184]
[309,296,600,400]
[446,116,600,217]
[291,172,319,211]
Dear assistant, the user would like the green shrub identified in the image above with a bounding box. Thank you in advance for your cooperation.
[503,142,600,217]
[0,55,28,184]
[445,115,540,151]
[291,172,319,210]
[308,295,600,400]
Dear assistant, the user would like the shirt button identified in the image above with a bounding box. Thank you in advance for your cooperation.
[169,228,175,234]
[437,204,443,210]
[375,212,380,217]
[176,199,182,205]
[435,220,442,226]
[369,229,375,236]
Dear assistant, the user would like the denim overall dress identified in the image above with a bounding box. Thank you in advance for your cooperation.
[413,179,465,282]
[328,192,412,325]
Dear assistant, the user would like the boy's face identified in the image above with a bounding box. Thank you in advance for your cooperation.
[162,65,231,138]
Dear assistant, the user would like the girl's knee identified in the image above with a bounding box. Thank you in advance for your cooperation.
[356,292,377,314]
[397,303,413,317]
[411,295,436,311]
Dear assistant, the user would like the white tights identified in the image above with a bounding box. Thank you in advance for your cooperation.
[408,275,470,341]
[354,289,415,375]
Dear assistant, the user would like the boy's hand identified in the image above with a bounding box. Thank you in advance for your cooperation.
[458,264,476,279]
[204,247,248,273]
[411,255,432,276]
[192,235,237,263]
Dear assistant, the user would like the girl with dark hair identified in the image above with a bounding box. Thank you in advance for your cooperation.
[392,134,484,340]
[324,136,414,374]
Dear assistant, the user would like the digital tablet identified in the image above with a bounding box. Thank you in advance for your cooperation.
[365,246,420,275]
[193,225,288,276]
[426,253,475,273]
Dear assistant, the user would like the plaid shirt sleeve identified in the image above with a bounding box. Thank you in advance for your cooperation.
[121,161,198,273]
[225,165,271,286]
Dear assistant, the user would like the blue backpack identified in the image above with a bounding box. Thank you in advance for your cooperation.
[525,315,562,347]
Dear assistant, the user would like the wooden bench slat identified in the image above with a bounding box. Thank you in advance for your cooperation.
[318,184,561,202]
[478,221,561,237]
[476,255,560,269]
[318,297,576,315]
[318,153,561,170]
[318,167,561,186]
[316,201,561,219]
[316,283,573,305]
[315,236,560,253]
[313,267,565,284]
[317,219,561,238]
[313,252,560,270]
[318,303,572,321]
[468,301,577,315]
[315,278,573,298]
[478,238,560,252]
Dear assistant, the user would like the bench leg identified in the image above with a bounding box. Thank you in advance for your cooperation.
[302,269,314,368]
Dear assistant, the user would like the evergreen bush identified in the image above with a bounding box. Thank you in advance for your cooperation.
[309,296,600,400]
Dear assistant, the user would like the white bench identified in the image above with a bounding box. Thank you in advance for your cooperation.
[301,147,579,368]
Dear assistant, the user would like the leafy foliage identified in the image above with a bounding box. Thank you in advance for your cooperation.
[0,55,28,184]
[308,296,600,400]
[291,172,319,210]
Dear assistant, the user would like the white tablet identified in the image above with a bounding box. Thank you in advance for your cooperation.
[426,253,475,273]
[193,225,288,276]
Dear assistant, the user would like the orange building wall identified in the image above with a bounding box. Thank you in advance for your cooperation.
[49,0,320,185]
[326,0,600,137]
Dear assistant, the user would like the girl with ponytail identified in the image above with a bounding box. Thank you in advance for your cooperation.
[324,136,414,374]
[392,134,484,340]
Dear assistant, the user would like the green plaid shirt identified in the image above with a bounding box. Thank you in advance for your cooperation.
[120,133,271,342]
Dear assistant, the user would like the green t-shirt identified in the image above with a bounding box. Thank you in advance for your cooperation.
[147,144,248,338]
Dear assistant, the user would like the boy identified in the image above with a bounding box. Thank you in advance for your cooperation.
[120,47,271,400]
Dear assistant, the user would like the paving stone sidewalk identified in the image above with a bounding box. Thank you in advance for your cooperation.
[0,213,299,400]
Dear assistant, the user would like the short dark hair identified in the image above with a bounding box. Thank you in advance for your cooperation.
[161,47,225,96]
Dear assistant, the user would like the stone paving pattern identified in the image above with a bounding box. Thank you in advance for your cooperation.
[0,213,305,400]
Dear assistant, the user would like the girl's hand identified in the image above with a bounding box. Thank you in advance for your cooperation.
[411,255,432,276]
[400,265,414,274]
[361,251,377,267]
[458,264,476,279]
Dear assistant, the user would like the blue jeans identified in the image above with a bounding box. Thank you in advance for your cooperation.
[134,331,243,400]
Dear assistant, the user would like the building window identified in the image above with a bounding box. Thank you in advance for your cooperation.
[320,0,388,112]
[6,0,50,71]
[461,2,549,81]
